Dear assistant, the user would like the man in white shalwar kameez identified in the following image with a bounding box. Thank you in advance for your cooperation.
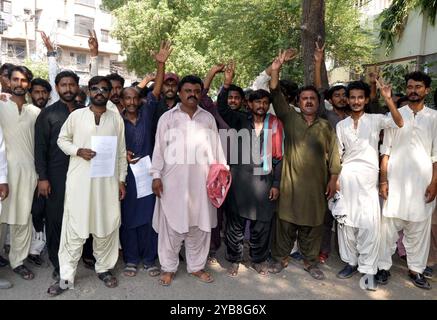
[47,76,127,296]
[151,75,226,286]
[335,81,403,290]
[377,71,437,290]
[0,66,40,281]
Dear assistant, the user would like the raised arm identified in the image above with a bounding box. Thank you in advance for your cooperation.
[376,78,404,128]
[314,41,325,91]
[204,64,225,91]
[152,40,173,99]
[88,30,99,77]
[41,31,59,103]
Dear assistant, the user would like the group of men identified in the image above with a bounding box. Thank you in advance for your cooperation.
[0,30,436,297]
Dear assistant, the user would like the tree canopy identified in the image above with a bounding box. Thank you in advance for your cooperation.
[103,0,374,89]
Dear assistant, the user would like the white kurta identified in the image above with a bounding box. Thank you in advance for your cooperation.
[151,104,226,234]
[381,105,437,222]
[0,101,40,225]
[57,107,127,238]
[336,113,398,229]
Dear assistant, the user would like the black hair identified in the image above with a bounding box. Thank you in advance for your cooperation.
[177,75,203,92]
[9,66,33,81]
[106,73,125,87]
[405,71,432,88]
[76,88,88,105]
[88,76,112,91]
[346,81,370,98]
[244,88,253,100]
[120,86,140,99]
[248,89,271,103]
[297,85,321,103]
[29,78,52,93]
[326,84,347,100]
[279,79,298,102]
[0,63,15,75]
[228,84,244,99]
[55,71,80,86]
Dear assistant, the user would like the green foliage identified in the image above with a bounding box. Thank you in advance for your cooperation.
[381,61,415,94]
[24,58,48,80]
[110,0,373,90]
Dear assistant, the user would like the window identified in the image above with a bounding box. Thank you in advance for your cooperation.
[75,15,94,37]
[57,20,68,29]
[0,0,11,13]
[75,0,95,7]
[76,53,87,65]
[7,44,26,59]
[101,30,109,42]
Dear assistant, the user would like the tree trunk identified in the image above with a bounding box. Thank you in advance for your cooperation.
[301,0,329,88]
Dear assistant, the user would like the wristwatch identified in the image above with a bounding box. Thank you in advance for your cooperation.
[47,51,57,57]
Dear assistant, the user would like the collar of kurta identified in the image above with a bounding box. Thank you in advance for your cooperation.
[173,102,205,118]
[406,104,429,115]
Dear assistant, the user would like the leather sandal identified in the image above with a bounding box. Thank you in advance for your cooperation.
[47,281,68,297]
[158,272,175,286]
[190,270,214,283]
[13,265,34,280]
[97,271,118,288]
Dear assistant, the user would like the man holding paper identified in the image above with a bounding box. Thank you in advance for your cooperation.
[48,76,127,296]
[120,41,172,278]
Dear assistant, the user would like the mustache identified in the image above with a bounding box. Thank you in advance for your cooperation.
[187,96,198,101]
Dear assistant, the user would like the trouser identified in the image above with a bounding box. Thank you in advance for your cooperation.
[0,215,32,269]
[29,226,46,255]
[120,223,158,266]
[157,213,210,273]
[210,207,224,253]
[320,210,334,255]
[58,214,119,286]
[225,210,272,264]
[338,224,380,275]
[378,216,432,274]
[271,216,323,266]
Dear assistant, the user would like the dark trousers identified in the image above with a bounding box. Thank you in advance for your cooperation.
[225,210,273,264]
[271,215,324,266]
[120,223,158,266]
[210,207,224,253]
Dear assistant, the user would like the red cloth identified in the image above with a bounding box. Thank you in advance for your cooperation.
[207,164,232,208]
[268,114,284,161]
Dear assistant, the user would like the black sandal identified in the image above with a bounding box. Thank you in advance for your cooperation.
[47,282,68,297]
[97,271,118,288]
[13,265,34,280]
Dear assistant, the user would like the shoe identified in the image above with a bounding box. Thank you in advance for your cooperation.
[0,278,12,289]
[423,266,433,280]
[337,264,358,279]
[0,256,8,268]
[375,269,391,285]
[408,271,431,290]
[304,265,325,280]
[289,251,303,261]
[82,257,96,270]
[27,254,44,267]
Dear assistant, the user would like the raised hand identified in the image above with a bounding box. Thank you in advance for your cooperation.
[210,64,226,74]
[284,48,299,62]
[224,61,236,86]
[271,49,287,72]
[154,40,173,64]
[88,29,99,57]
[375,78,392,99]
[314,41,325,63]
[40,31,54,52]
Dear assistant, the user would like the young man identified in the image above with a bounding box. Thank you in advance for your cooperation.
[378,71,437,290]
[151,75,226,286]
[106,73,125,113]
[335,80,403,290]
[47,76,127,296]
[218,62,283,277]
[268,51,341,281]
[0,66,41,281]
[0,63,14,93]
[29,78,52,109]
[120,41,171,278]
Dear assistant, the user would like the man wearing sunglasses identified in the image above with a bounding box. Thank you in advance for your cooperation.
[48,76,127,296]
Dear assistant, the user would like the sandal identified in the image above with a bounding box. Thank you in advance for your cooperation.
[47,281,68,297]
[250,262,269,276]
[207,255,218,265]
[158,272,175,286]
[97,271,118,288]
[145,265,160,277]
[190,270,214,283]
[227,263,240,277]
[304,265,325,280]
[123,263,137,277]
[13,265,34,280]
[268,258,288,274]
[82,257,96,270]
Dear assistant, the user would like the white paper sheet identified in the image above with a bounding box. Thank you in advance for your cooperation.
[129,155,153,198]
[90,136,117,178]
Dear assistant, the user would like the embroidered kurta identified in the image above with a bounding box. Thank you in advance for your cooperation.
[57,107,127,238]
[0,100,40,225]
[381,105,437,222]
[150,104,226,234]
[337,113,398,228]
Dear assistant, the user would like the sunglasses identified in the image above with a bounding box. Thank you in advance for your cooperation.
[90,86,110,94]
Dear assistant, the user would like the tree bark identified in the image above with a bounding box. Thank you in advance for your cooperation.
[301,0,329,88]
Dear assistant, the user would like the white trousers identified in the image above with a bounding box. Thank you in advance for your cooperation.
[338,224,380,275]
[378,216,431,274]
[58,214,119,285]
[157,213,210,273]
[29,226,46,255]
[0,216,32,269]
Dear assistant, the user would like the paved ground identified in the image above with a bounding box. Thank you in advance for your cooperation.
[0,243,435,301]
